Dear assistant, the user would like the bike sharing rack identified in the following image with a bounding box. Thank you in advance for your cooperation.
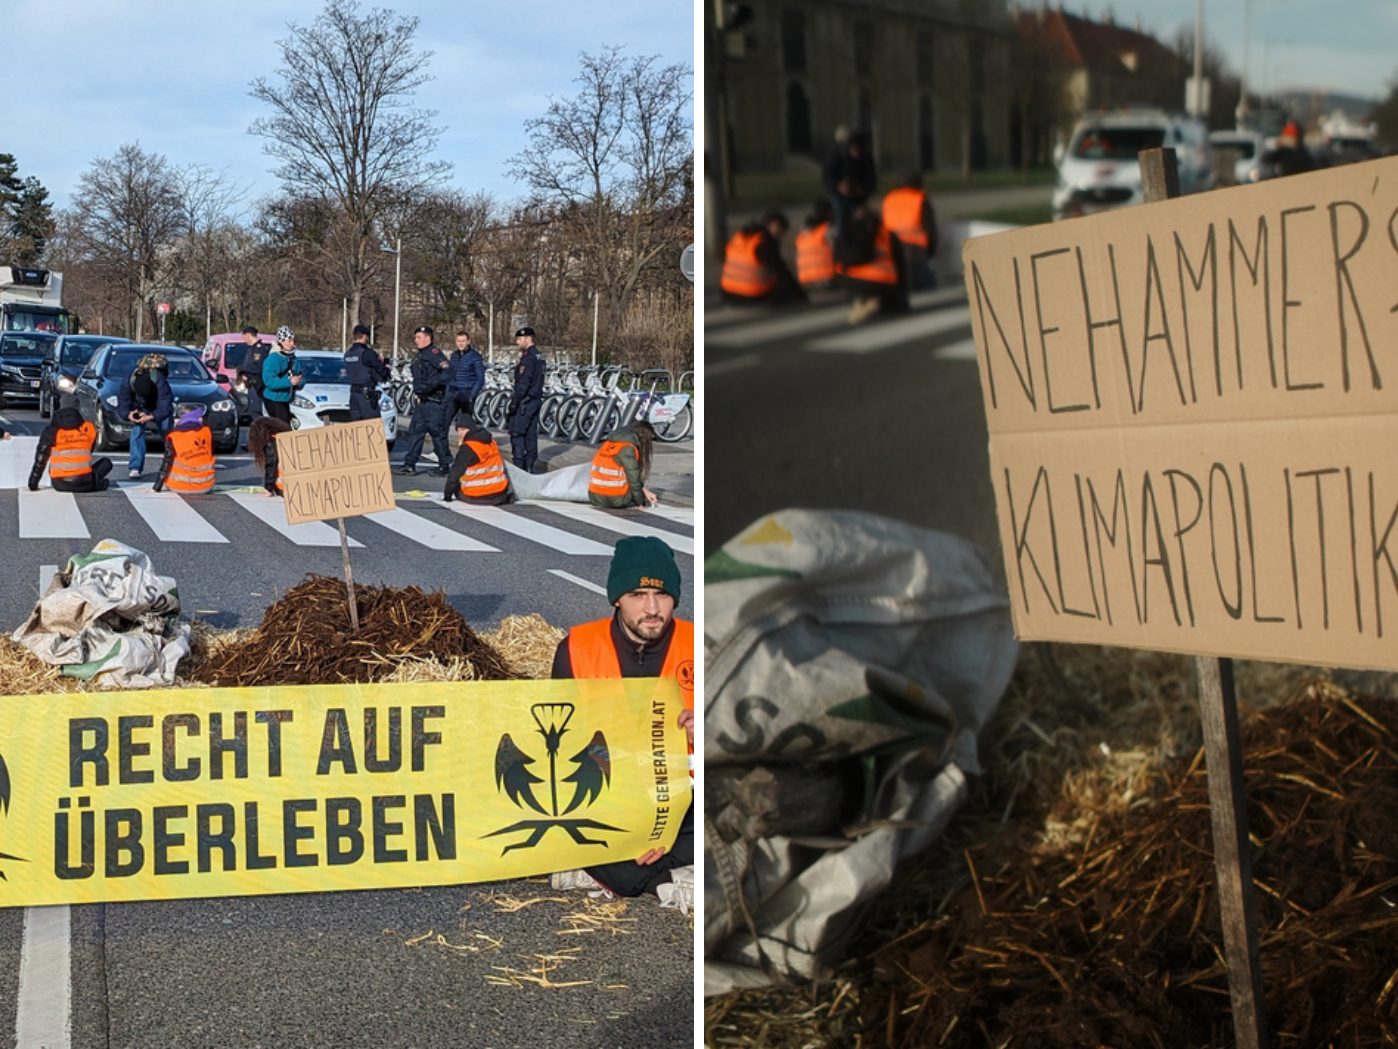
[963,147,1398,1049]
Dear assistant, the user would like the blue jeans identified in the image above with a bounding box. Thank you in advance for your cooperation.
[128,419,166,473]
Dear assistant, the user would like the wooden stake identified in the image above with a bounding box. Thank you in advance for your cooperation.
[1141,145,1267,1049]
[336,516,359,632]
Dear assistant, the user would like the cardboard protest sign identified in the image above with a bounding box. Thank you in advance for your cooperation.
[0,679,690,907]
[276,418,394,526]
[964,157,1398,672]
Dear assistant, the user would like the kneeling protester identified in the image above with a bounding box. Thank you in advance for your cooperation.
[155,406,215,494]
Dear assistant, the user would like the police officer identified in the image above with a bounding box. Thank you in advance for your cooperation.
[396,324,452,476]
[345,324,390,421]
[506,326,546,473]
[237,326,270,433]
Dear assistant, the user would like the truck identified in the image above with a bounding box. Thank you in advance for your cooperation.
[0,265,70,333]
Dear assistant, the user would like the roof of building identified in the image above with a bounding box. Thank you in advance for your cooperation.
[1016,5,1184,80]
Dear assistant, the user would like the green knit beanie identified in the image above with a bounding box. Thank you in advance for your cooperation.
[607,536,681,604]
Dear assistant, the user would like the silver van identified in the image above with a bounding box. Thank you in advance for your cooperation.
[1052,110,1213,220]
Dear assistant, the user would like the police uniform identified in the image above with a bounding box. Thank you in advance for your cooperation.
[344,332,389,422]
[506,328,546,472]
[399,329,452,474]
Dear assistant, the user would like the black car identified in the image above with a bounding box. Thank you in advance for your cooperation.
[0,330,58,406]
[38,333,132,418]
[73,344,240,453]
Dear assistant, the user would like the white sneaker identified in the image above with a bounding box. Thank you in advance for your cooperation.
[549,869,613,898]
[128,469,141,480]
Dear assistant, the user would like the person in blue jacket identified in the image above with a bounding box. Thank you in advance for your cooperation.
[116,352,173,479]
[261,325,303,424]
[446,330,485,429]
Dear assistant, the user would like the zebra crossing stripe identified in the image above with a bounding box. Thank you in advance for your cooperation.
[643,505,694,527]
[443,503,614,556]
[533,502,695,556]
[364,507,500,552]
[123,487,229,543]
[0,437,38,488]
[18,489,89,538]
[225,491,364,547]
[547,568,607,595]
[807,305,972,354]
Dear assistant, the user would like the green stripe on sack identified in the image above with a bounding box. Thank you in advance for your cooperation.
[705,549,800,584]
[61,639,125,681]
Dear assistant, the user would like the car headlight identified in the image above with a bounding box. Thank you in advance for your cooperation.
[104,395,118,407]
[293,395,314,409]
[1,365,21,377]
[57,375,77,392]
[211,399,233,413]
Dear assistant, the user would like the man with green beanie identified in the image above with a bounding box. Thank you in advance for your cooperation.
[549,535,694,898]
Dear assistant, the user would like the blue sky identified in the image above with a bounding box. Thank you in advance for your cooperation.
[6,0,694,212]
[1074,0,1397,101]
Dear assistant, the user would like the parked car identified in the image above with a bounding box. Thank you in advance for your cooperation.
[1209,128,1266,185]
[0,330,57,406]
[72,344,240,453]
[38,333,132,418]
[286,349,397,449]
[202,331,275,421]
[1053,110,1213,220]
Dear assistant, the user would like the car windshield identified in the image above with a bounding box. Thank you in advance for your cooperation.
[1215,138,1257,159]
[61,340,107,366]
[105,351,211,381]
[298,355,350,384]
[1072,127,1166,161]
[0,333,57,356]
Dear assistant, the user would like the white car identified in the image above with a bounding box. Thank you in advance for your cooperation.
[1053,110,1213,220]
[287,349,397,449]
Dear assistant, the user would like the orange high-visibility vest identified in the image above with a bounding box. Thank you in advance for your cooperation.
[568,617,695,768]
[459,436,508,498]
[795,223,835,285]
[589,440,633,498]
[720,230,777,298]
[883,187,931,248]
[165,427,215,493]
[50,422,96,479]
[839,224,899,286]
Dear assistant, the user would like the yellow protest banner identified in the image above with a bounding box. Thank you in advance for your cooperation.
[0,678,690,907]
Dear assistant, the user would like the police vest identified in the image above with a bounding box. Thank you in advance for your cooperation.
[795,223,836,285]
[883,187,930,248]
[166,427,215,493]
[50,422,96,479]
[838,224,899,286]
[567,617,695,766]
[344,346,373,387]
[589,440,633,498]
[459,437,508,498]
[720,230,777,298]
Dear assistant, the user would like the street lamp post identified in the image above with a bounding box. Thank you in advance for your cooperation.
[381,237,402,365]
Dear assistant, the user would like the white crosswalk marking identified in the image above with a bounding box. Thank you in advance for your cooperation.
[706,304,853,348]
[934,337,979,361]
[123,487,229,543]
[443,503,614,556]
[644,505,693,527]
[0,436,39,488]
[18,489,89,538]
[364,507,500,551]
[225,491,363,547]
[532,502,695,555]
[548,569,607,595]
[807,304,972,354]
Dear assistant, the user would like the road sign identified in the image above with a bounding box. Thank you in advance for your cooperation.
[680,244,694,282]
[156,302,171,315]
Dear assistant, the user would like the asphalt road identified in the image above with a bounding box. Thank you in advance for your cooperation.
[705,284,1002,577]
[0,406,695,1049]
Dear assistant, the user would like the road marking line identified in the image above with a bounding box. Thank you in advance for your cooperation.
[39,563,58,595]
[0,437,39,489]
[643,505,694,527]
[548,569,607,596]
[707,353,761,377]
[364,507,500,551]
[225,492,363,547]
[16,904,71,1049]
[18,489,89,538]
[443,504,613,556]
[807,305,972,354]
[706,305,852,347]
[533,503,695,555]
[122,487,229,543]
[934,337,980,361]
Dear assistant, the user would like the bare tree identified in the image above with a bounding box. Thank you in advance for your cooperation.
[68,143,186,339]
[249,0,450,326]
[522,47,692,337]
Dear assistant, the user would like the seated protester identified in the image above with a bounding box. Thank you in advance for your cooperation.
[881,171,939,290]
[248,416,292,497]
[720,210,805,305]
[28,395,111,492]
[153,406,216,494]
[589,421,658,509]
[442,413,513,505]
[839,205,909,324]
[550,537,694,899]
[795,199,837,292]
